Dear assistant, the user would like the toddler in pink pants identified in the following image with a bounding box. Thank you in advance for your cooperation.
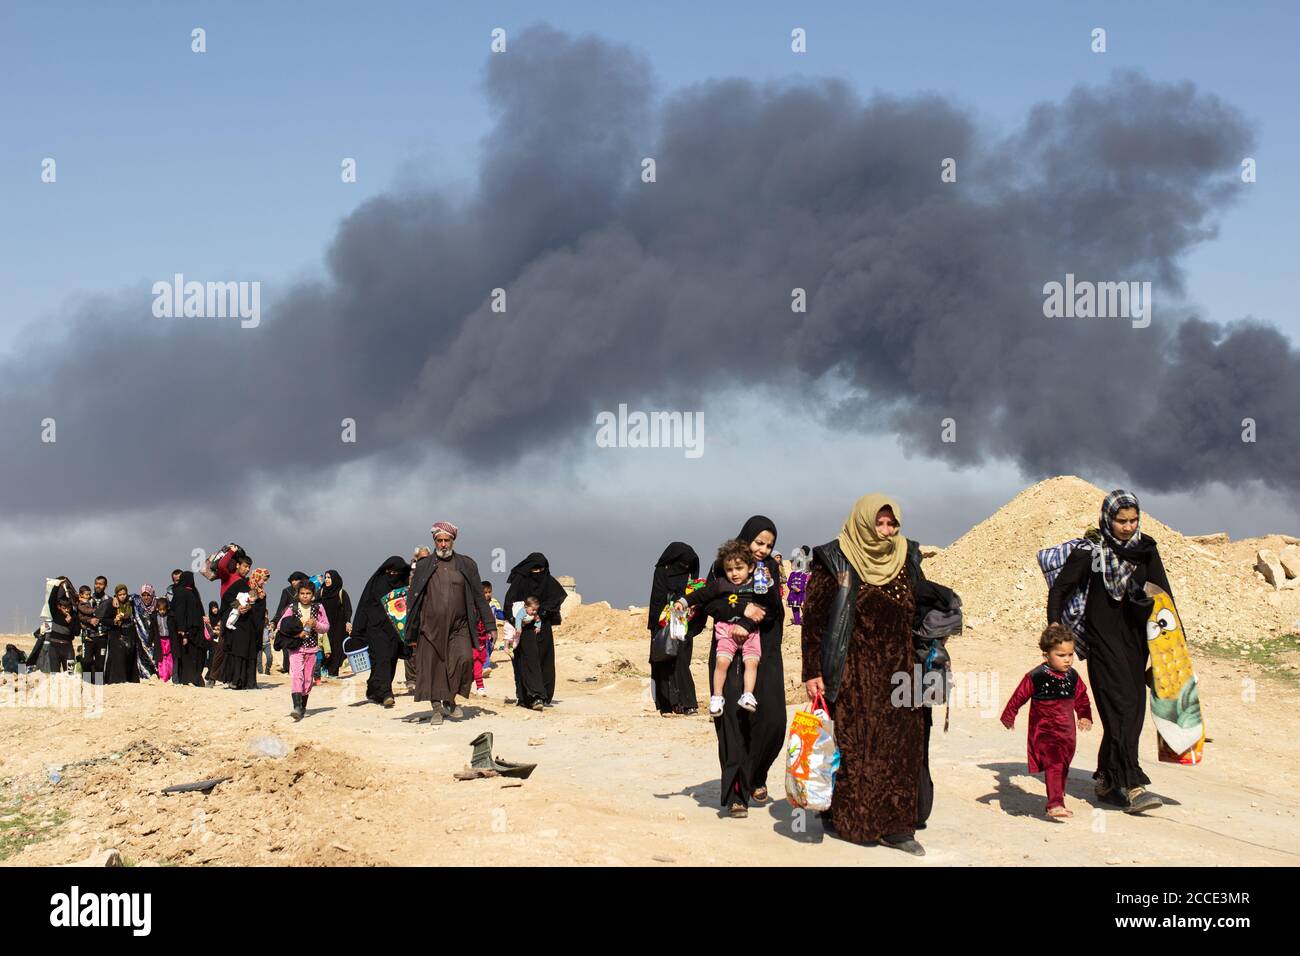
[276,579,330,721]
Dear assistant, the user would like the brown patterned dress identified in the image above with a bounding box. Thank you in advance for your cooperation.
[801,562,923,843]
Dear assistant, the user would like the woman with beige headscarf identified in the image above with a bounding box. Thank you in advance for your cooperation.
[801,493,926,855]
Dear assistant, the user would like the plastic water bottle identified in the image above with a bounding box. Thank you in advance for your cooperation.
[753,563,771,595]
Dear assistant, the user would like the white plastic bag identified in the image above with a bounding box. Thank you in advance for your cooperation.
[784,694,840,812]
[668,602,688,641]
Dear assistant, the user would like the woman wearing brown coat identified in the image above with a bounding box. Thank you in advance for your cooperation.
[801,493,926,856]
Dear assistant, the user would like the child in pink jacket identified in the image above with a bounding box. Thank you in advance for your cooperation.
[277,579,330,720]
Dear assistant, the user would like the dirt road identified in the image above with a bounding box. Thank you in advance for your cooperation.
[3,605,1297,867]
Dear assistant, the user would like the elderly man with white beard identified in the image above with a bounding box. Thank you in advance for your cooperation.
[403,521,496,725]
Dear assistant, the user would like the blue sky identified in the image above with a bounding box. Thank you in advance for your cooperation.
[3,0,1297,347]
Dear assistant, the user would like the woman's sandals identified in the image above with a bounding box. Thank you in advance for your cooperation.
[728,802,748,818]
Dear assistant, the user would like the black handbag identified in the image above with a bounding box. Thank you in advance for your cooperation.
[649,621,680,663]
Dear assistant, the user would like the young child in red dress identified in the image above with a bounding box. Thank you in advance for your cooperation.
[1001,623,1093,818]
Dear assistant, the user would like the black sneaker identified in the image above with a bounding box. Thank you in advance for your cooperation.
[1123,787,1163,814]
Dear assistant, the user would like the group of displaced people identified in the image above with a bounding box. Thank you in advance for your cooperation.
[33,555,303,691]
[360,522,566,726]
[649,488,1174,857]
[25,486,1174,858]
[26,522,572,729]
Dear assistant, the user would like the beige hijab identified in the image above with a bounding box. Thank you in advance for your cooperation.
[837,493,907,586]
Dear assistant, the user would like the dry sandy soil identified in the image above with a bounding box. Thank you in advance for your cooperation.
[3,477,1298,867]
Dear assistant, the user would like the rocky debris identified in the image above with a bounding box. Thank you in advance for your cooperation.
[1256,550,1286,588]
[1280,546,1300,581]
[925,475,1286,646]
[1191,532,1230,545]
[60,847,123,867]
[556,575,583,617]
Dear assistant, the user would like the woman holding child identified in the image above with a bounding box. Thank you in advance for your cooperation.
[801,494,926,856]
[701,515,786,817]
[503,552,567,710]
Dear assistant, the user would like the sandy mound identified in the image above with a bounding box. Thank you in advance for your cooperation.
[925,476,1294,647]
[4,737,391,866]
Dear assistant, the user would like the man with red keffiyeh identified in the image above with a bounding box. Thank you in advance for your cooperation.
[403,521,497,725]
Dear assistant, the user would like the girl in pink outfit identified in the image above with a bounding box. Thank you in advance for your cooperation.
[277,579,330,720]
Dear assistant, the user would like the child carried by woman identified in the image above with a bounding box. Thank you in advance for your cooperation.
[677,539,781,719]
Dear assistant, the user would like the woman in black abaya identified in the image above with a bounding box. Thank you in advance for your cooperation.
[100,584,140,685]
[1047,489,1170,814]
[708,515,785,812]
[320,570,352,677]
[503,553,567,709]
[170,572,207,687]
[218,577,260,690]
[354,556,411,707]
[647,542,704,715]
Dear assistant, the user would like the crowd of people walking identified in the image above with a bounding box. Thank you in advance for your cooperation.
[22,487,1177,855]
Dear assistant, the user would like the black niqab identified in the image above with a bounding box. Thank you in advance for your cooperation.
[171,572,204,632]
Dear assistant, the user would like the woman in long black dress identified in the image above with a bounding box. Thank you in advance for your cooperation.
[707,515,785,813]
[321,570,352,677]
[354,556,411,707]
[100,584,139,684]
[647,542,704,716]
[170,572,207,687]
[218,576,261,690]
[1047,489,1169,814]
[503,553,567,709]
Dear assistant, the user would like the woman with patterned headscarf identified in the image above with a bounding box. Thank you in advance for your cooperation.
[1048,489,1171,814]
[801,494,926,855]
[130,584,162,681]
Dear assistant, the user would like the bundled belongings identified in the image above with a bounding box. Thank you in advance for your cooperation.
[784,694,839,811]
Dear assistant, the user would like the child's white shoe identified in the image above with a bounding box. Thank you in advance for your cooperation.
[738,692,758,712]
[708,695,725,718]
[472,686,488,697]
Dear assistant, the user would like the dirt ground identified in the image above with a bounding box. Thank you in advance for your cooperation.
[3,602,1298,867]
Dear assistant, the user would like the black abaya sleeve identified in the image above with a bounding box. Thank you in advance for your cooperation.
[648,569,668,632]
[538,576,566,622]
[1047,547,1092,625]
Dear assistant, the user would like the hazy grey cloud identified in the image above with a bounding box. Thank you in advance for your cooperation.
[2,25,1294,523]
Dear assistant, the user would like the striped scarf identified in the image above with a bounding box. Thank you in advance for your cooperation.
[1095,489,1146,601]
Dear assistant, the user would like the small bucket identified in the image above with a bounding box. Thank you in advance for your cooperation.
[343,636,371,675]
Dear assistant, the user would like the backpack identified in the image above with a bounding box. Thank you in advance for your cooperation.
[1037,538,1092,645]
